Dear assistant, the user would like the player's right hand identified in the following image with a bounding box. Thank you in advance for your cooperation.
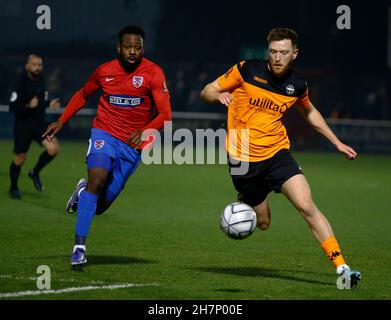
[336,142,357,160]
[218,92,233,107]
[42,120,63,142]
[29,96,39,109]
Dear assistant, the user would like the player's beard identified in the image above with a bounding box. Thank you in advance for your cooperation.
[269,63,290,77]
[267,57,294,78]
[28,70,41,80]
[119,57,142,73]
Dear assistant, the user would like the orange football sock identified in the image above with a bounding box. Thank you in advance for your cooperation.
[321,236,346,269]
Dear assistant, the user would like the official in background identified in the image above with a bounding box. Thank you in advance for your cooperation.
[9,54,61,199]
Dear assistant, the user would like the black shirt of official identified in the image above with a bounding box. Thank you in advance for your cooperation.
[9,72,49,126]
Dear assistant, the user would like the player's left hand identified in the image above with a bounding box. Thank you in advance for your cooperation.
[49,98,61,109]
[336,142,357,160]
[128,130,143,149]
[42,120,63,142]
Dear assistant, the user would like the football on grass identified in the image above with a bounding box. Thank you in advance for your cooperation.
[220,202,257,239]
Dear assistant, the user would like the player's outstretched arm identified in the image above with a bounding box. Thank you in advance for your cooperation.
[200,79,232,107]
[41,89,86,142]
[298,102,357,160]
[42,72,101,142]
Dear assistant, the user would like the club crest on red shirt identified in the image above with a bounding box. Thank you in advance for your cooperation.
[133,76,144,88]
[94,140,105,149]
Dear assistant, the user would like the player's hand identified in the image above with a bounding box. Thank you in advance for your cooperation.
[336,142,357,160]
[128,130,143,149]
[28,96,39,109]
[42,120,63,142]
[218,92,233,107]
[49,98,61,109]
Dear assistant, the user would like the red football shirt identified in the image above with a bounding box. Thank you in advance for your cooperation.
[59,58,171,144]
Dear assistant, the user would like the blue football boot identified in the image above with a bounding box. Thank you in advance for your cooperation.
[66,178,87,213]
[70,247,87,267]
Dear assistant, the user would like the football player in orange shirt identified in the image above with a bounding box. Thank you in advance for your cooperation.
[201,27,360,288]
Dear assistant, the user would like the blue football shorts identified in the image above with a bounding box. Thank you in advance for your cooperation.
[85,128,141,202]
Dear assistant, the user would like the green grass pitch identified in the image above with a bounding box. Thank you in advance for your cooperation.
[0,139,390,300]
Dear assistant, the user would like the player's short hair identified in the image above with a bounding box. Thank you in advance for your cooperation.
[267,28,298,48]
[118,25,146,43]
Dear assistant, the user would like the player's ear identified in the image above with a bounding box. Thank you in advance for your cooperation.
[292,47,299,60]
[116,43,121,54]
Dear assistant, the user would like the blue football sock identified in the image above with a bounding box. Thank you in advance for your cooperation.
[75,190,98,237]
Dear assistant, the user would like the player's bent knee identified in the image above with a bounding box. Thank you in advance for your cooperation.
[87,176,107,195]
[14,154,27,166]
[43,139,59,156]
[256,213,271,230]
[257,222,270,231]
[254,204,271,231]
[48,143,59,156]
[87,166,110,195]
[47,147,58,157]
[87,182,105,195]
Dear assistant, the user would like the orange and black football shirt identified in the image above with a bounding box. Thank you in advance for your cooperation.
[217,59,311,162]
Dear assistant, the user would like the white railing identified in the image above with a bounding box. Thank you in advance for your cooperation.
[2,104,391,153]
[2,104,391,126]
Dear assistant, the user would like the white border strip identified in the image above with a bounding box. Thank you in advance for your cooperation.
[0,282,158,298]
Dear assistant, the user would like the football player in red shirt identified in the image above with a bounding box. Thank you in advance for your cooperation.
[43,25,172,267]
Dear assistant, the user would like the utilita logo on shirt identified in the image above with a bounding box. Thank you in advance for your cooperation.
[248,97,288,114]
[107,95,144,108]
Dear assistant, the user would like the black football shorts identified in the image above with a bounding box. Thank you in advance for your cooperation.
[13,123,45,154]
[229,149,303,207]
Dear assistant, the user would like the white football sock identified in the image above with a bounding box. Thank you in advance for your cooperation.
[336,264,350,275]
[73,245,86,253]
